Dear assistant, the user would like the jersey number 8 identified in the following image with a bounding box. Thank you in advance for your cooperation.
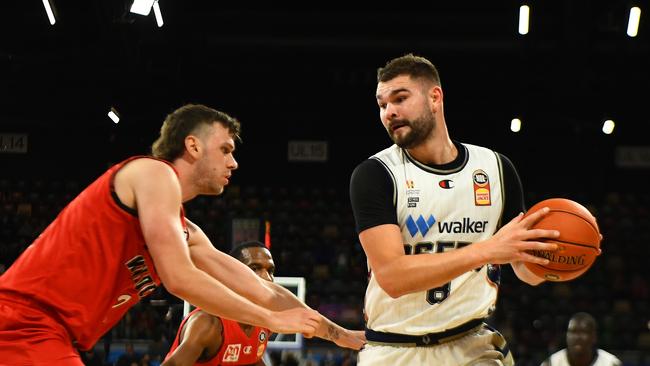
[403,241,471,304]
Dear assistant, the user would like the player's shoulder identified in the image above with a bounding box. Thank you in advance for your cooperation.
[122,156,176,173]
[596,349,623,365]
[460,141,499,156]
[350,158,393,190]
[370,144,403,164]
[188,310,224,337]
[119,157,180,186]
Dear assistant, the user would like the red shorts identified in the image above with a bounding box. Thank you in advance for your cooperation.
[0,298,83,366]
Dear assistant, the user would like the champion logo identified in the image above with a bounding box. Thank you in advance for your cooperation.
[439,179,454,189]
[405,214,436,237]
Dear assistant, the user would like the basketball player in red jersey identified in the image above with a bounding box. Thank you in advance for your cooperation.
[0,104,364,365]
[163,241,277,366]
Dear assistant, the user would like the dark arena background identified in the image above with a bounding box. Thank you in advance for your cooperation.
[1,1,649,365]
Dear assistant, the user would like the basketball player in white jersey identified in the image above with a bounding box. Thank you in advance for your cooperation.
[349,54,561,365]
[541,312,622,366]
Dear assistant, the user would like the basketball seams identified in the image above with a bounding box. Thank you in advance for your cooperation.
[530,262,595,273]
[546,239,601,251]
[548,208,600,236]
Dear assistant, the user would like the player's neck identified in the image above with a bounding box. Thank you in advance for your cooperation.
[406,131,456,166]
[171,158,199,202]
[567,351,593,366]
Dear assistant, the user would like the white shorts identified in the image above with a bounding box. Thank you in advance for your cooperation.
[358,326,514,366]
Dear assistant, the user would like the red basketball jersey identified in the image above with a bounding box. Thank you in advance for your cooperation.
[167,308,270,365]
[0,156,186,350]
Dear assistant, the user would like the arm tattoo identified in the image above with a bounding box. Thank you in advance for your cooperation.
[327,324,341,340]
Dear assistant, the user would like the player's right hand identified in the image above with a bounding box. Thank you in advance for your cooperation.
[267,308,321,335]
[479,207,560,265]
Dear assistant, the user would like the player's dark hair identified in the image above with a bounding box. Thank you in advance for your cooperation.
[377,53,441,86]
[151,103,242,161]
[229,240,268,261]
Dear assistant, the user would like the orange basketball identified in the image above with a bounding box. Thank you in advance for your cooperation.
[522,198,602,282]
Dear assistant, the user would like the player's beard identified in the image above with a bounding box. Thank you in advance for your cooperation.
[388,107,436,149]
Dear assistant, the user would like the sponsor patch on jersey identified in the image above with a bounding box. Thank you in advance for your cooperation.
[259,330,267,343]
[406,180,420,206]
[472,170,491,206]
[257,343,266,357]
[438,179,454,189]
[243,345,252,355]
[223,344,241,362]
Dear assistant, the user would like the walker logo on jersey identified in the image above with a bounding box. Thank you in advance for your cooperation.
[472,170,491,206]
[438,218,489,233]
[406,180,415,189]
[223,344,241,362]
[125,255,158,298]
[243,346,252,355]
[438,179,454,189]
[405,214,436,237]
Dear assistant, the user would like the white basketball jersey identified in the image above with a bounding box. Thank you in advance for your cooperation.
[545,349,622,366]
[365,143,505,335]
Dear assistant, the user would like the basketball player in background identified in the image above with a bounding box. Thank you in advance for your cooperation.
[349,54,561,365]
[163,241,276,366]
[0,104,363,365]
[541,312,622,366]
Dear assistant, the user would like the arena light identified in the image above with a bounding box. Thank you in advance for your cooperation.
[510,118,522,132]
[627,7,641,37]
[518,5,530,35]
[130,0,155,16]
[42,0,56,25]
[108,107,121,124]
[153,0,164,27]
[602,120,615,135]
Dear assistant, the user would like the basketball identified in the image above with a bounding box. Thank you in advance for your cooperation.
[523,198,602,282]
